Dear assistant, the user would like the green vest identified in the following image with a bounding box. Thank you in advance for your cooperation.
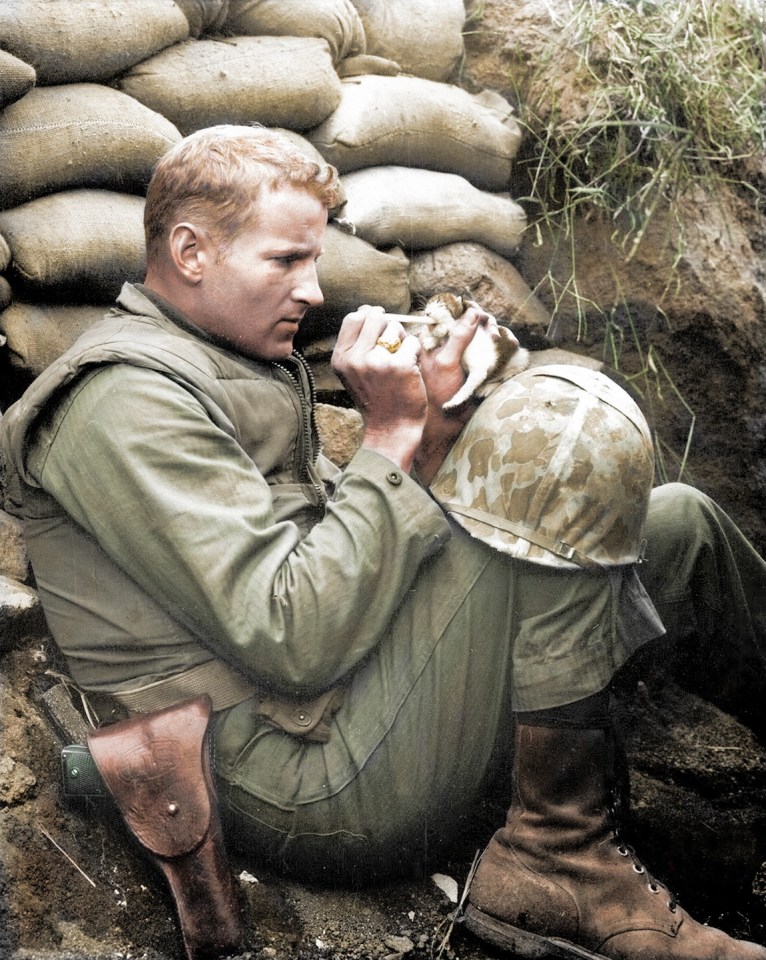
[1,283,342,693]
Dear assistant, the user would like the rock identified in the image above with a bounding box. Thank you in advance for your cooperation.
[0,575,45,649]
[384,934,414,953]
[0,510,29,583]
[0,754,36,805]
[408,241,551,343]
[315,402,363,468]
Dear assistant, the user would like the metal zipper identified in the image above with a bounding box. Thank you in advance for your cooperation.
[273,354,327,508]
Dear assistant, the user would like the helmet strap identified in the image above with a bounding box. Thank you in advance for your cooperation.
[442,501,606,571]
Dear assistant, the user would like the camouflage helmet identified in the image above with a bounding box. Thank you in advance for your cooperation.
[430,364,654,569]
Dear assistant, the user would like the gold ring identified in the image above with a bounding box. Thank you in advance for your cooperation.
[375,337,402,354]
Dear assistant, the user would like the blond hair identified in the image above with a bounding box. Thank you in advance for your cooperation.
[144,124,342,262]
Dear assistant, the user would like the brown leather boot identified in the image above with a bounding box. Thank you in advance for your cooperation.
[465,722,766,960]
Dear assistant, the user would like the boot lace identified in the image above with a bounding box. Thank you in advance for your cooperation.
[610,802,679,914]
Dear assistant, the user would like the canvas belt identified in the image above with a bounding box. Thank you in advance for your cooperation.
[111,658,255,714]
[98,658,345,744]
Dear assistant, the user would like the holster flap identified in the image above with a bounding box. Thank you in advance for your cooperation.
[87,695,213,859]
[254,685,346,743]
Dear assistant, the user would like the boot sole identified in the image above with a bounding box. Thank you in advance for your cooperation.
[464,904,609,959]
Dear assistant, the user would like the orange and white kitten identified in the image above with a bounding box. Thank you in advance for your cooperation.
[411,292,530,410]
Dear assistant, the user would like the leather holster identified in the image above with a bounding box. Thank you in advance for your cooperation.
[87,694,242,960]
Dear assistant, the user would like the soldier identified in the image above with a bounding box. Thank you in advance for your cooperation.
[2,125,765,959]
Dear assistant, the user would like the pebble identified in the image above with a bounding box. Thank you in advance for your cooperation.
[384,935,414,953]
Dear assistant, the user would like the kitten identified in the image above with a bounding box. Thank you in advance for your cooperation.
[410,292,530,410]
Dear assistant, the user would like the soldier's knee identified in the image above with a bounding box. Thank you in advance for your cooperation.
[650,482,714,530]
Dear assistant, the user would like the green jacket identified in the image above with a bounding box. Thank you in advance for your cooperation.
[1,283,451,701]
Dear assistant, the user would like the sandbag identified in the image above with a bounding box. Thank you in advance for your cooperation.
[0,233,10,273]
[307,76,521,192]
[0,190,145,302]
[173,0,230,37]
[0,277,11,314]
[336,55,400,79]
[269,130,348,216]
[225,0,365,63]
[0,85,181,210]
[301,224,410,337]
[0,302,108,377]
[408,242,551,335]
[340,167,527,260]
[271,129,328,167]
[318,224,410,313]
[0,0,190,85]
[0,50,36,110]
[348,0,464,81]
[119,36,342,135]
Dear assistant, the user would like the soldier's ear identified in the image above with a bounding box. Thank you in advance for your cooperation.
[169,222,209,284]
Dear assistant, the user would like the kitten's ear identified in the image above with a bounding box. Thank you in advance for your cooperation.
[442,292,465,317]
[456,293,474,315]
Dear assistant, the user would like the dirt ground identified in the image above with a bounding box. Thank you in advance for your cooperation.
[0,637,498,960]
[2,631,765,960]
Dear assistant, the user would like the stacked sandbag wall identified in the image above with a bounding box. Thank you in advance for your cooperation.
[0,0,550,405]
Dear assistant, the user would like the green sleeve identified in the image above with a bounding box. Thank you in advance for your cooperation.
[32,364,452,694]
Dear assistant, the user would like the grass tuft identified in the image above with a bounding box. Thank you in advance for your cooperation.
[519,0,766,264]
[514,0,765,479]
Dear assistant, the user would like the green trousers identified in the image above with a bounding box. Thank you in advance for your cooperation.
[214,482,766,883]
